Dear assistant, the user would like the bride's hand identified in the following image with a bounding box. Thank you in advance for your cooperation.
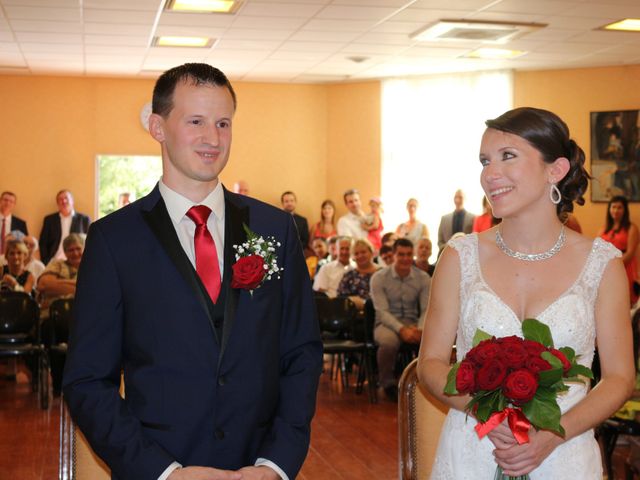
[493,428,562,476]
[486,419,517,449]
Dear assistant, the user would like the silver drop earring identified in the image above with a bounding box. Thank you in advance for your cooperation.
[550,183,561,205]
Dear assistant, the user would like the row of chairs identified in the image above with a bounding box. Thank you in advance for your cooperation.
[0,291,73,409]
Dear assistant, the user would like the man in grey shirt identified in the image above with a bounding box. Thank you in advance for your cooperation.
[370,238,431,400]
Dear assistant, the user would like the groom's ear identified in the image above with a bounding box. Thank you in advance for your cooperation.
[148,113,165,142]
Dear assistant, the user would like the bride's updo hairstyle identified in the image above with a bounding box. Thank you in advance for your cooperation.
[485,107,590,219]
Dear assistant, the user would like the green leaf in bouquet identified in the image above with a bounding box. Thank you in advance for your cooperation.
[522,388,564,435]
[537,366,564,386]
[567,363,594,379]
[472,329,493,347]
[474,390,504,423]
[559,346,576,363]
[522,318,554,347]
[444,362,460,395]
[541,351,563,369]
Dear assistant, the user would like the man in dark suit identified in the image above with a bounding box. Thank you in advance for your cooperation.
[39,189,90,265]
[280,191,309,248]
[437,189,475,255]
[0,191,28,252]
[63,63,323,480]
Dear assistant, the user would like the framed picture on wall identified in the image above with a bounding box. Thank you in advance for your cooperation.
[590,109,640,202]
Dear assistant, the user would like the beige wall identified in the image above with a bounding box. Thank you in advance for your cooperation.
[514,65,640,237]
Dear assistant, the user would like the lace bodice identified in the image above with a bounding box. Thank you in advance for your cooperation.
[430,234,620,480]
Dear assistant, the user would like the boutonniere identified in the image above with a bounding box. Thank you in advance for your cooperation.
[231,224,283,294]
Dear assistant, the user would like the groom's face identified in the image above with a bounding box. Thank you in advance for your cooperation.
[151,80,234,191]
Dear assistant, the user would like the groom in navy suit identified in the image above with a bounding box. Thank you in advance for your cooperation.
[63,63,323,480]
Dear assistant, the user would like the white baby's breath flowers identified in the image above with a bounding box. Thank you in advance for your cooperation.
[232,224,283,287]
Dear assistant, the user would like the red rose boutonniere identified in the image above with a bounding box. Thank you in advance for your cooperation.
[231,224,282,295]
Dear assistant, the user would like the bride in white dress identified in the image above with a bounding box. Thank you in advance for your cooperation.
[418,107,635,478]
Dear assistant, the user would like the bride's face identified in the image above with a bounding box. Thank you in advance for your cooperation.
[479,128,551,220]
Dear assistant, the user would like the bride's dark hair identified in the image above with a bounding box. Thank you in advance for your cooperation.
[485,107,590,219]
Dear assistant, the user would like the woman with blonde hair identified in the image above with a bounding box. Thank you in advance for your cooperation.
[1,239,35,294]
[337,238,379,310]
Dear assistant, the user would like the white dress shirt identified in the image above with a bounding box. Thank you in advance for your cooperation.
[336,212,367,240]
[53,211,74,261]
[157,179,286,480]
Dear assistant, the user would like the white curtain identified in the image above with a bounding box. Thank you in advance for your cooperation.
[381,70,513,258]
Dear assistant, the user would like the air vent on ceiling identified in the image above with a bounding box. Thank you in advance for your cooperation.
[411,20,546,44]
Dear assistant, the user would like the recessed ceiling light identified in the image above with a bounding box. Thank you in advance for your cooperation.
[154,36,213,47]
[166,0,237,13]
[411,20,546,45]
[601,18,640,32]
[463,48,527,60]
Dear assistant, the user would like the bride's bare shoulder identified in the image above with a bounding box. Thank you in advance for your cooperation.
[565,229,596,257]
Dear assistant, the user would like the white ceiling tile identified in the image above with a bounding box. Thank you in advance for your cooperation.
[315,5,401,20]
[532,41,610,54]
[84,9,158,24]
[29,61,85,72]
[85,45,147,56]
[352,32,415,45]
[542,15,607,29]
[231,16,308,30]
[84,22,154,35]
[561,3,640,18]
[276,41,343,52]
[4,6,81,22]
[568,29,640,44]
[289,29,360,42]
[482,0,581,15]
[239,2,325,17]
[23,52,83,61]
[302,18,374,31]
[386,8,467,22]
[213,38,282,50]
[9,20,82,33]
[523,27,582,42]
[0,31,15,41]
[83,0,162,10]
[146,47,209,58]
[370,21,426,34]
[340,42,409,55]
[0,42,20,54]
[401,45,472,57]
[409,0,496,9]
[465,11,547,23]
[1,0,78,6]
[84,34,150,46]
[268,49,329,61]
[222,28,293,40]
[20,42,83,53]
[154,25,223,37]
[15,32,82,43]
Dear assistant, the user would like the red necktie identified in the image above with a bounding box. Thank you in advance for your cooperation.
[186,205,221,303]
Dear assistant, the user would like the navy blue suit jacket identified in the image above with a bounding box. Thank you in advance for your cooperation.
[10,215,28,236]
[63,185,322,480]
[39,212,91,265]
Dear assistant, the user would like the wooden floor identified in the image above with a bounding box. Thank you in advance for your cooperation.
[0,360,632,480]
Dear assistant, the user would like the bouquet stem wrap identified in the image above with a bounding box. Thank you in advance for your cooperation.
[475,407,531,444]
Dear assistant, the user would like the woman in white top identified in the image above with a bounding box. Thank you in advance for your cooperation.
[418,107,634,478]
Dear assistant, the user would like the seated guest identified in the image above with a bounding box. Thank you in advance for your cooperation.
[396,198,429,245]
[310,199,337,241]
[1,239,35,294]
[337,239,380,310]
[370,238,431,400]
[337,189,367,240]
[306,237,330,279]
[472,196,499,233]
[23,236,45,280]
[39,189,90,265]
[232,179,250,195]
[313,236,354,298]
[281,190,309,248]
[414,237,435,276]
[327,235,339,261]
[37,233,84,395]
[377,244,394,267]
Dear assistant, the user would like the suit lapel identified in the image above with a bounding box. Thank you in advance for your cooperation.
[219,188,249,359]
[140,187,219,345]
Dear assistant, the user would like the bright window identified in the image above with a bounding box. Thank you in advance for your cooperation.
[381,70,513,258]
[97,155,162,218]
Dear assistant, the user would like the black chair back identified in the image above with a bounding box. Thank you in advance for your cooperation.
[0,291,40,341]
[49,298,74,345]
[315,296,355,337]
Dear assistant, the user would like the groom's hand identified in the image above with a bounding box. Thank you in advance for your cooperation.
[168,466,243,479]
[237,466,280,480]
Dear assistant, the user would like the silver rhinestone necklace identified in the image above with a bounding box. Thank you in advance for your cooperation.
[495,226,566,262]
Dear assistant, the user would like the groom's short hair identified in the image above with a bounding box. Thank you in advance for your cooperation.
[152,63,237,117]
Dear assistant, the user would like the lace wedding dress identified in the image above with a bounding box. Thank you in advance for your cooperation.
[430,234,620,479]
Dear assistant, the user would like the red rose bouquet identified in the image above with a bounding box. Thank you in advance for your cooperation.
[444,318,593,480]
[231,224,282,294]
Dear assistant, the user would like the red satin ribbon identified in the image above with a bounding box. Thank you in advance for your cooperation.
[475,407,531,444]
